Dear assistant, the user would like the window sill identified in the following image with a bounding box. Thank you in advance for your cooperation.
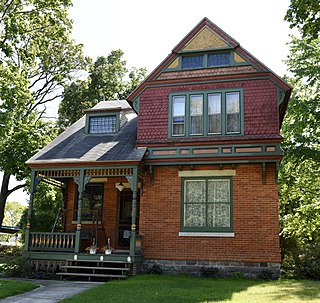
[179,232,234,237]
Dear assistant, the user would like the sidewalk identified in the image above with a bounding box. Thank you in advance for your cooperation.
[0,279,103,303]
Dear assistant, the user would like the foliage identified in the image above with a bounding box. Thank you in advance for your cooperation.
[57,50,146,130]
[20,183,63,232]
[0,279,38,299]
[147,264,163,275]
[0,0,84,226]
[257,269,275,281]
[279,1,320,279]
[285,0,320,40]
[0,245,33,277]
[2,201,26,227]
[59,275,320,303]
[282,244,320,280]
[201,267,219,278]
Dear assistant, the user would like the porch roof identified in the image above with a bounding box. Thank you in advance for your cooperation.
[27,100,146,166]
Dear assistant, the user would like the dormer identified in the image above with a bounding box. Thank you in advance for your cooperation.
[84,107,121,134]
[83,100,135,135]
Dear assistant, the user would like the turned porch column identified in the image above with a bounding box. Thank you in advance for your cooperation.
[129,167,138,257]
[74,169,90,253]
[24,170,41,251]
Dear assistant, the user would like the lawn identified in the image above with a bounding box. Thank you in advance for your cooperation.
[60,275,320,303]
[0,279,38,299]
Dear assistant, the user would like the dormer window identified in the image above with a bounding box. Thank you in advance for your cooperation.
[84,107,121,134]
[89,115,117,134]
[208,53,230,66]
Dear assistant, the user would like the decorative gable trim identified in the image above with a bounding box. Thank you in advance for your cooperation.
[181,26,230,52]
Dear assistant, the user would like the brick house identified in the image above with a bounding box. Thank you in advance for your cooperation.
[25,18,291,279]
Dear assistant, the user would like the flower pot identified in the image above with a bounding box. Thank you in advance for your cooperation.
[104,249,112,255]
[89,249,96,254]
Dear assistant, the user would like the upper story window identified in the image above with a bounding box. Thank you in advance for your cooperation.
[169,89,243,138]
[89,115,117,134]
[208,53,230,66]
[181,52,230,69]
[181,55,203,69]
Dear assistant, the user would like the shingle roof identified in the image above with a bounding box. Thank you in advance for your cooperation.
[27,100,146,165]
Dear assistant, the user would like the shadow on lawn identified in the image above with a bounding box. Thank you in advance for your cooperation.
[265,280,320,302]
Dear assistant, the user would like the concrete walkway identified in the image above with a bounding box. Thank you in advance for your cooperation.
[0,279,103,303]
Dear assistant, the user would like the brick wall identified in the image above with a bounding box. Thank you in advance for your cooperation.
[64,177,127,250]
[139,163,281,264]
[137,79,279,143]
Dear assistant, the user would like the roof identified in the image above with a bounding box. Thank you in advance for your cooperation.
[127,17,291,126]
[27,100,146,166]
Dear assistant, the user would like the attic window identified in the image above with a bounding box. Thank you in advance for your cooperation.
[208,52,230,66]
[182,55,203,69]
[89,115,117,134]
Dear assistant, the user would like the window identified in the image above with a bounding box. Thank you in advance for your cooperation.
[182,178,232,232]
[208,93,221,134]
[181,55,203,69]
[74,183,104,221]
[181,52,230,69]
[89,115,117,134]
[208,53,230,66]
[172,96,185,136]
[190,95,203,135]
[226,92,240,134]
[170,89,242,137]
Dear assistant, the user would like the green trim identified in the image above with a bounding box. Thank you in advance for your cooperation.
[165,50,252,72]
[180,176,233,233]
[169,88,244,139]
[133,97,140,113]
[145,143,283,160]
[85,112,120,134]
[277,86,286,106]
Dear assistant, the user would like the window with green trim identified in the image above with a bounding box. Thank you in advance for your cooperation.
[181,52,230,69]
[182,178,232,232]
[169,89,243,137]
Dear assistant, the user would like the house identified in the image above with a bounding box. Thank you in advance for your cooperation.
[25,17,291,279]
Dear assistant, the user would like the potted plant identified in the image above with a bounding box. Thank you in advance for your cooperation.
[101,238,112,255]
[85,240,98,254]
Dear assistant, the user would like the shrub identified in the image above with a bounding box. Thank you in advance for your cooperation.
[147,264,163,275]
[257,269,274,280]
[292,244,320,280]
[232,271,245,279]
[201,267,219,278]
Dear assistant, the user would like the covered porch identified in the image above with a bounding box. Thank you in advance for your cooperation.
[24,164,145,269]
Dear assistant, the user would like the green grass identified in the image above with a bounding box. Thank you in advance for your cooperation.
[0,279,38,299]
[60,275,320,303]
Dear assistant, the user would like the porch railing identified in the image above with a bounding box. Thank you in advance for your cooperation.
[29,232,76,252]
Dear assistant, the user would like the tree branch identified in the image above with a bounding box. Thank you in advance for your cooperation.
[6,183,26,198]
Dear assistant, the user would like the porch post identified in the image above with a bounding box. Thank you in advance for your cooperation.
[129,167,138,257]
[24,170,40,251]
[74,169,85,253]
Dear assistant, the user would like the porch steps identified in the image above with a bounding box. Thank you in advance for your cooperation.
[56,259,130,281]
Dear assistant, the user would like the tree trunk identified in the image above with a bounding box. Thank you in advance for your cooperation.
[0,173,11,227]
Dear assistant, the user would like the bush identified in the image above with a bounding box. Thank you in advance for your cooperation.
[201,267,219,278]
[232,271,245,279]
[0,245,34,277]
[147,264,163,275]
[257,269,274,280]
[291,244,320,280]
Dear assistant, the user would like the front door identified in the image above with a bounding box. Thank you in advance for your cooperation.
[116,190,139,249]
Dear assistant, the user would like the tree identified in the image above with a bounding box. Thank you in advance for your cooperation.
[285,0,320,40]
[58,50,146,130]
[279,0,320,277]
[0,0,84,227]
[2,201,26,227]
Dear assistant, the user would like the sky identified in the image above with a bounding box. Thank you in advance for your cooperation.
[7,0,293,205]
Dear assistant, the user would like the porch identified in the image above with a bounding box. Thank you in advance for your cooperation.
[24,165,145,275]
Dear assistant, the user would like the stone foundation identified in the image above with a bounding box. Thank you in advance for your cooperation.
[142,259,280,279]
